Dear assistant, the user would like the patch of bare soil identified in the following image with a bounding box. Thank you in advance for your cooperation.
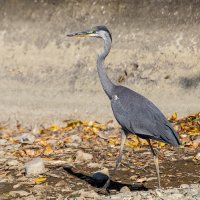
[0,113,199,199]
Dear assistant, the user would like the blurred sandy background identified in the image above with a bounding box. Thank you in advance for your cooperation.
[0,0,199,125]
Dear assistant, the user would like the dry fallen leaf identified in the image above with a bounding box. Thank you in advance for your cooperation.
[49,124,60,132]
[169,112,178,123]
[34,177,47,184]
[43,146,54,155]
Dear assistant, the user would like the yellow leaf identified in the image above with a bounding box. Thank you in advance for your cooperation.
[49,124,60,132]
[134,146,145,151]
[109,139,119,145]
[44,146,54,155]
[107,152,113,157]
[34,177,47,184]
[158,142,166,147]
[67,121,83,128]
[126,141,139,147]
[39,139,48,146]
[92,127,99,133]
[169,112,178,122]
[190,128,200,133]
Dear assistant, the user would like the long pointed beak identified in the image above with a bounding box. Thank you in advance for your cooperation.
[67,31,89,37]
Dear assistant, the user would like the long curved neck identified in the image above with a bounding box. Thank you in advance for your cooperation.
[97,35,115,99]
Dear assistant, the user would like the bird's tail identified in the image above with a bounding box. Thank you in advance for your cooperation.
[166,124,181,147]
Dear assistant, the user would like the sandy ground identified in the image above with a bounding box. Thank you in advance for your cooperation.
[0,115,199,199]
[0,1,200,126]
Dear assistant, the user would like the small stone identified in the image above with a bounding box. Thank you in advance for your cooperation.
[5,144,21,150]
[147,177,157,181]
[78,189,101,200]
[75,150,93,162]
[7,159,19,166]
[68,142,79,148]
[32,185,48,194]
[13,183,21,189]
[120,186,131,193]
[130,175,138,181]
[0,158,8,163]
[55,180,66,187]
[0,139,7,145]
[136,177,147,183]
[189,184,199,189]
[194,152,200,160]
[25,157,46,176]
[193,136,200,148]
[88,162,102,168]
[46,139,57,146]
[169,193,184,199]
[180,184,189,188]
[19,133,35,144]
[9,190,29,197]
[69,135,82,143]
[24,195,37,200]
[0,150,5,156]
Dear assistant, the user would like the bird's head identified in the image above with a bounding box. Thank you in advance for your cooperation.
[67,25,112,41]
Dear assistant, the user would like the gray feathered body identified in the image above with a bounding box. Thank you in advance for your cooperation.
[90,25,181,147]
[111,85,181,146]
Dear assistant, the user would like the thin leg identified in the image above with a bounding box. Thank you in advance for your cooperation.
[147,139,161,188]
[103,130,127,189]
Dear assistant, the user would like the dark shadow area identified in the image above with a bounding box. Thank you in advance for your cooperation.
[63,165,148,192]
[179,74,200,89]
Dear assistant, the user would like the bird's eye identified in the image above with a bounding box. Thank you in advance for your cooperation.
[91,30,96,34]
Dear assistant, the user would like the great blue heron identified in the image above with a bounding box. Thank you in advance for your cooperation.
[67,25,181,189]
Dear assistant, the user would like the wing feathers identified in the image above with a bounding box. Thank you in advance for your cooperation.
[111,86,181,146]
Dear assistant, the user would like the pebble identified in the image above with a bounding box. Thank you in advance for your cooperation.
[193,136,200,148]
[72,189,101,200]
[101,184,200,200]
[168,193,184,199]
[147,176,157,181]
[0,139,7,145]
[130,175,138,180]
[33,184,48,193]
[25,157,46,176]
[9,190,30,197]
[13,183,21,189]
[0,158,8,164]
[120,186,131,193]
[0,150,5,156]
[19,133,35,144]
[75,150,93,162]
[24,195,37,200]
[180,184,189,188]
[7,159,19,166]
[5,144,21,150]
[46,139,57,146]
[55,180,67,187]
[69,135,82,143]
[88,162,102,168]
[195,152,200,160]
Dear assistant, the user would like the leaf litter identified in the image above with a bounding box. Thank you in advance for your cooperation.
[0,113,199,199]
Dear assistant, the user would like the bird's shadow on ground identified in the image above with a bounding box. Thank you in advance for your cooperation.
[63,165,148,193]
